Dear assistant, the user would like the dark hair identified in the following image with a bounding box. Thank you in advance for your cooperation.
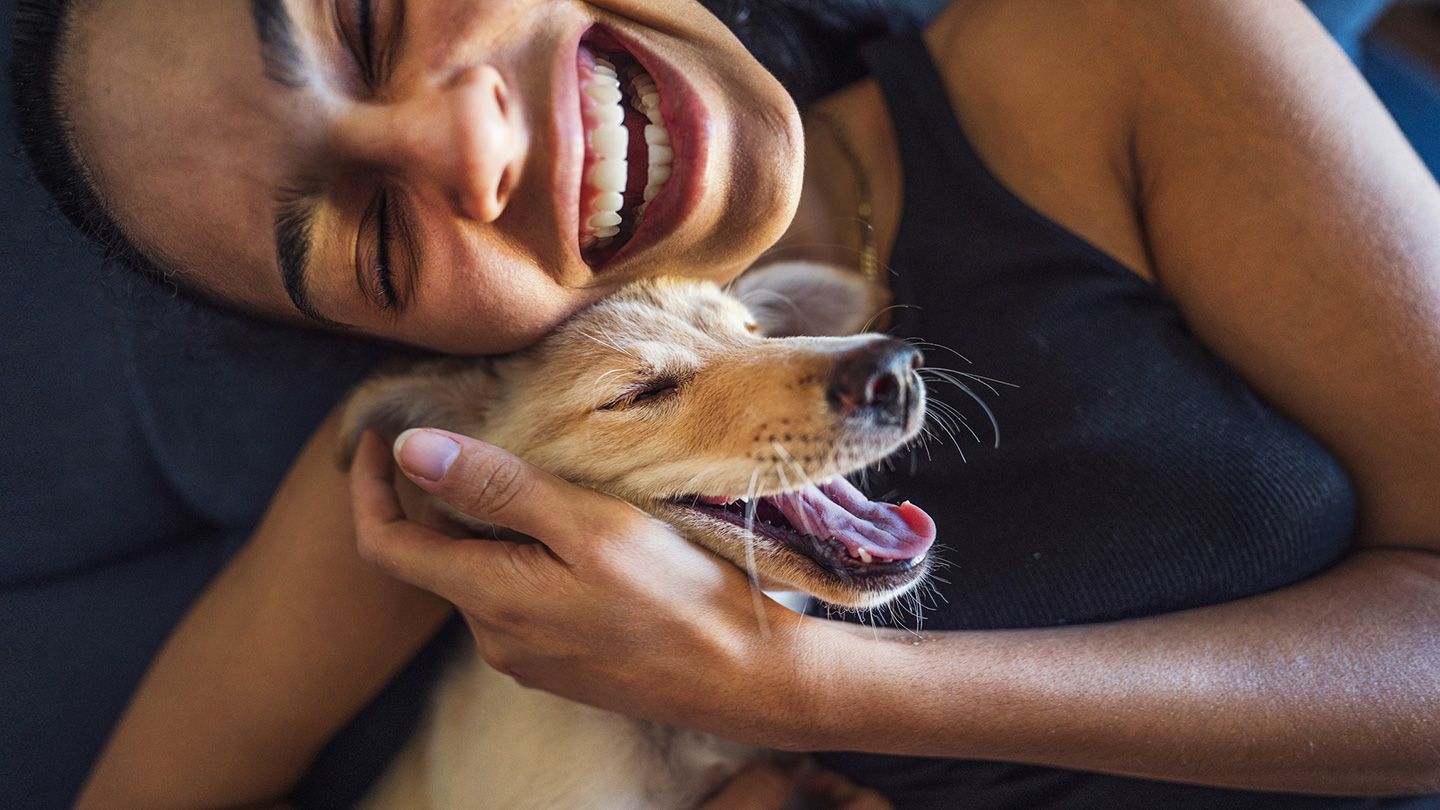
[10,0,168,280]
[698,0,919,106]
[8,0,916,274]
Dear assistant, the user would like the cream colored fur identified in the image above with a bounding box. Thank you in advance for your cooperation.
[342,263,928,809]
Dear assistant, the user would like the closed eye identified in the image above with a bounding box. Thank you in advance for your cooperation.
[600,380,679,411]
[633,383,677,404]
[336,0,379,91]
[355,189,398,309]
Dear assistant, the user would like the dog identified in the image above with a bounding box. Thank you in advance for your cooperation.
[340,262,936,809]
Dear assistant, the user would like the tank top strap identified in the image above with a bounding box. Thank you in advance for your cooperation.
[860,30,992,203]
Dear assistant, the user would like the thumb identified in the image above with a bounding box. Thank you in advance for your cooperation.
[698,762,801,810]
[392,428,626,556]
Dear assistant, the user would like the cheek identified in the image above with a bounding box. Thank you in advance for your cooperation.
[403,273,594,354]
[396,210,609,352]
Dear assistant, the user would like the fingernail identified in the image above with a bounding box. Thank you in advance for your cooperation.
[394,429,460,482]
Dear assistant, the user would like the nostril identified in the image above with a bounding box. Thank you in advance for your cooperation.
[828,337,917,417]
[869,372,899,406]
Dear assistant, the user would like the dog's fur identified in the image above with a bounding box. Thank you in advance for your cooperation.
[341,263,929,809]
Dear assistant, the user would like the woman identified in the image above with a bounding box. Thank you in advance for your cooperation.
[5,0,1439,807]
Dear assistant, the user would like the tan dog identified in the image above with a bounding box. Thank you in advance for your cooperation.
[343,263,936,809]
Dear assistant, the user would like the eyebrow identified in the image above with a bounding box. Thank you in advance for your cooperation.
[250,0,308,88]
[250,1,342,326]
[274,186,341,326]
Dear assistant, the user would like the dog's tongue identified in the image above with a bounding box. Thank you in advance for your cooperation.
[768,478,936,562]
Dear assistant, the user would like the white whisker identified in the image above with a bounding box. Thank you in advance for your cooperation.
[741,468,769,638]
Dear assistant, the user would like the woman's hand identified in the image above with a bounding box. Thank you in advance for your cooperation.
[349,428,850,750]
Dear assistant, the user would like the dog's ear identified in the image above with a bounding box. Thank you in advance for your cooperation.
[730,261,887,337]
[336,360,492,467]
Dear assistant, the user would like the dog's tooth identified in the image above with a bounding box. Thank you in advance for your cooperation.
[915,552,927,563]
[857,548,874,564]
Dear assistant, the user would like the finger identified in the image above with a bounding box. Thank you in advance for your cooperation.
[350,430,406,526]
[392,428,640,557]
[350,430,516,597]
[697,762,800,810]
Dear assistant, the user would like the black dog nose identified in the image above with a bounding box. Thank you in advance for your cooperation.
[828,338,923,421]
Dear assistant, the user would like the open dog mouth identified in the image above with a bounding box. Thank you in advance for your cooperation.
[576,30,673,267]
[673,478,936,579]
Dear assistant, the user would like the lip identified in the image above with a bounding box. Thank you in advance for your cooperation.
[552,26,587,272]
[653,501,930,607]
[571,24,711,271]
[679,501,929,579]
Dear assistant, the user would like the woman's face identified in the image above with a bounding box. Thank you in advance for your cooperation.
[61,0,804,353]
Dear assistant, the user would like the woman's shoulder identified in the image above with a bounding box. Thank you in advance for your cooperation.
[917,0,1156,281]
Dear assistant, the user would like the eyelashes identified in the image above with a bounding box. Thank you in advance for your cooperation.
[599,380,682,412]
[355,189,396,309]
[335,0,415,314]
[336,0,379,91]
[354,187,419,312]
[336,0,404,96]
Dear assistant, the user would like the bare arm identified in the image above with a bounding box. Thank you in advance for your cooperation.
[75,411,453,810]
[808,548,1440,795]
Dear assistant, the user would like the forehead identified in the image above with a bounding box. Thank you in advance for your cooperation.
[62,0,312,314]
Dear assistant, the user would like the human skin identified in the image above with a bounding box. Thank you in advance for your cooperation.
[59,0,803,354]
[74,0,1440,807]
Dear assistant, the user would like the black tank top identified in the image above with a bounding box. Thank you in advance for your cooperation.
[815,32,1434,809]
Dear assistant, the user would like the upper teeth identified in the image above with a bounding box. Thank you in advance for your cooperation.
[582,57,673,245]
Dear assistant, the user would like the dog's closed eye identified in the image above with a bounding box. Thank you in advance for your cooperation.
[600,379,680,411]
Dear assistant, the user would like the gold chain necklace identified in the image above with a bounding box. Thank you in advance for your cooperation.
[807,109,882,283]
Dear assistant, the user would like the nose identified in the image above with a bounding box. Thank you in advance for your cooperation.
[828,338,924,423]
[330,66,525,223]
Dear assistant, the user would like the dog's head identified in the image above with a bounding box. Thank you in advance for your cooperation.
[340,262,934,609]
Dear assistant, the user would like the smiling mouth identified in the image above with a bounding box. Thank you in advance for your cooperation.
[575,31,673,267]
[672,477,937,580]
